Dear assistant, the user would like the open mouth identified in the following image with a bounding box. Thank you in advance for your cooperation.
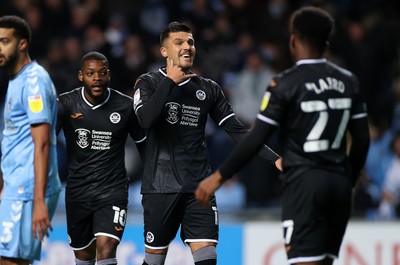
[181,54,192,61]
[91,85,104,91]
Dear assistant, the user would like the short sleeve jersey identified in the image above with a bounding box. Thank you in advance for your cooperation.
[1,61,61,200]
[257,59,368,181]
[134,68,235,193]
[57,87,145,201]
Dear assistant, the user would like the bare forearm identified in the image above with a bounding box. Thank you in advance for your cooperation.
[31,123,51,201]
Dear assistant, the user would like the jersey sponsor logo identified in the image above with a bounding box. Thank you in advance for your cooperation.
[260,91,271,111]
[91,130,112,150]
[181,104,200,127]
[70,113,83,119]
[75,128,90,148]
[146,231,155,243]
[166,102,181,124]
[28,95,43,113]
[305,77,345,94]
[109,112,121,124]
[115,226,124,231]
[196,90,206,100]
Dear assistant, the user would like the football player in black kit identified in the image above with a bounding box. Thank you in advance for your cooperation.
[57,51,146,265]
[133,22,282,265]
[196,7,370,265]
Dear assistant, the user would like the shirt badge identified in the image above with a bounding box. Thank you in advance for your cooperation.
[28,95,43,113]
[75,128,90,148]
[110,112,121,124]
[196,90,206,101]
[165,102,180,124]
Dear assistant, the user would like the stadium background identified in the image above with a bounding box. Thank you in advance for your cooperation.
[0,0,400,264]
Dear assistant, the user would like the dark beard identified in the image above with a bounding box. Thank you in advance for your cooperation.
[1,49,18,74]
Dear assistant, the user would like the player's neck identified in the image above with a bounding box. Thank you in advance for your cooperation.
[9,53,31,77]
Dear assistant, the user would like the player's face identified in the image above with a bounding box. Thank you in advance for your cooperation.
[79,59,110,103]
[0,28,20,71]
[161,31,196,71]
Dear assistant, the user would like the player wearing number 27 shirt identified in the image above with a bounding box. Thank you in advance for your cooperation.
[196,7,370,265]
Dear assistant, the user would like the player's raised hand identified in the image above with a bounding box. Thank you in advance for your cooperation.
[195,170,225,206]
[166,58,196,84]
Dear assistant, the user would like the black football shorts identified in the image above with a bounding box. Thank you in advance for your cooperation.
[66,197,128,249]
[281,168,352,263]
[142,193,219,249]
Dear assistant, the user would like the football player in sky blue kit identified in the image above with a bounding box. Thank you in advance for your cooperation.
[0,15,61,265]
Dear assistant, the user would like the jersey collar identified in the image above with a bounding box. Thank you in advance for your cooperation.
[159,67,191,86]
[81,87,111,109]
[296,58,327,65]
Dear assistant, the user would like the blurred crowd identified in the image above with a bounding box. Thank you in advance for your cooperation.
[1,0,400,219]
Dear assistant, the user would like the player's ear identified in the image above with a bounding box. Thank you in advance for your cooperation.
[160,46,168,58]
[18,39,28,52]
[78,70,83,82]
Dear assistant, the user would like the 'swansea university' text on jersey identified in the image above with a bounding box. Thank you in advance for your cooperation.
[1,61,61,200]
[258,59,368,182]
[134,68,235,193]
[57,87,145,201]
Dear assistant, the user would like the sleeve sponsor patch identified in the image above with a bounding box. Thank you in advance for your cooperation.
[28,95,43,113]
[260,91,271,111]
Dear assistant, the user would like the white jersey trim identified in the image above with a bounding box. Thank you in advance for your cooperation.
[288,253,335,264]
[134,136,147,143]
[296,58,327,65]
[184,239,218,245]
[71,237,96,251]
[257,114,279,126]
[81,87,111,110]
[94,232,121,242]
[351,112,368,119]
[218,113,235,126]
[145,244,169,250]
[159,68,191,86]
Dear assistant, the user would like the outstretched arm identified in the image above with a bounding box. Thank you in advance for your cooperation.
[196,119,276,205]
[221,116,281,169]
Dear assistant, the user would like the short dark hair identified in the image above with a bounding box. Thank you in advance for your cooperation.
[160,22,192,46]
[80,51,109,69]
[290,6,334,54]
[0,15,31,44]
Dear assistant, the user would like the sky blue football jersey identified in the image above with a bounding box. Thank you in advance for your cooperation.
[1,61,61,200]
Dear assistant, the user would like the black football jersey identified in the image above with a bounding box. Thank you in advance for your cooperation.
[57,87,145,201]
[258,59,367,179]
[134,68,236,193]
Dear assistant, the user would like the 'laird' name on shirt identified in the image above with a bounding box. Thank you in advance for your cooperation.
[305,77,345,94]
